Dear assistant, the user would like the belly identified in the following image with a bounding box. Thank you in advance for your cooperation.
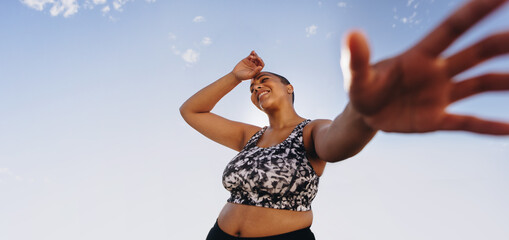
[217,202,313,237]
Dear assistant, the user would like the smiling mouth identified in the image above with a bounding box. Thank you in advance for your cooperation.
[257,91,269,102]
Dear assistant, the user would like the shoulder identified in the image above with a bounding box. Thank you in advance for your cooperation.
[304,119,332,134]
[302,119,332,149]
[245,125,263,137]
[302,119,330,176]
[242,124,264,146]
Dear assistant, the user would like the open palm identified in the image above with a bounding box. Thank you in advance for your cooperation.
[345,0,509,135]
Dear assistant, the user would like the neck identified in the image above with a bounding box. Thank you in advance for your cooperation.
[264,103,305,130]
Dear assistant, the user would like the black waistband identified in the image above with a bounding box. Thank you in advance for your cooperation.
[206,220,315,240]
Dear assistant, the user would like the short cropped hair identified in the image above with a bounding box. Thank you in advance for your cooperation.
[265,72,295,104]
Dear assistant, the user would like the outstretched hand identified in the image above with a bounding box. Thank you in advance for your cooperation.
[343,0,509,135]
[232,51,265,81]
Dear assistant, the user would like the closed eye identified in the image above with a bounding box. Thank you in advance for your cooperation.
[250,77,269,93]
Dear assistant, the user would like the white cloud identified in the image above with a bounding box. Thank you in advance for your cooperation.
[182,49,199,63]
[83,0,93,9]
[22,0,79,18]
[201,37,212,46]
[112,0,128,11]
[49,0,79,17]
[337,2,347,7]
[21,0,152,18]
[101,5,110,14]
[305,25,318,37]
[20,0,54,11]
[168,34,209,65]
[393,0,425,28]
[400,11,417,24]
[112,2,120,10]
[193,16,205,23]
[82,0,106,9]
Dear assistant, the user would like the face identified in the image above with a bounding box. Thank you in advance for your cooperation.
[250,72,293,111]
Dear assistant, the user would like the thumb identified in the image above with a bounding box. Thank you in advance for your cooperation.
[341,30,371,93]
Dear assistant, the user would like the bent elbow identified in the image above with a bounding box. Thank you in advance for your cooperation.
[179,104,187,119]
[179,104,186,115]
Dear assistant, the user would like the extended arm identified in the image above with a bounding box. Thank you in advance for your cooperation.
[344,0,509,135]
[312,0,509,162]
[311,104,377,163]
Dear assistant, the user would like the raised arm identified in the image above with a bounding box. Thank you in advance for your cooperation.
[312,0,509,162]
[180,51,264,151]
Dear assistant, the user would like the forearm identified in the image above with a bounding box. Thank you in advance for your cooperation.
[180,72,241,115]
[317,103,378,162]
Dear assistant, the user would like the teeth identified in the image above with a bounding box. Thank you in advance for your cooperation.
[257,92,268,110]
[258,92,268,101]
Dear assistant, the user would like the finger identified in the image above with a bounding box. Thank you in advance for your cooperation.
[248,51,256,60]
[344,31,370,92]
[250,51,264,67]
[258,55,265,68]
[344,31,403,115]
[414,0,508,57]
[249,56,261,67]
[450,73,509,103]
[445,32,509,77]
[441,113,509,135]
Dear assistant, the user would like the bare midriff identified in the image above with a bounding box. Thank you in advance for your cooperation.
[217,202,313,237]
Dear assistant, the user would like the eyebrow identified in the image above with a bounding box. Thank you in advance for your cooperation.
[250,74,271,89]
[255,73,271,80]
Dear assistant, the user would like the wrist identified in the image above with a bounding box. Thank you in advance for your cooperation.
[228,71,243,83]
[345,102,377,132]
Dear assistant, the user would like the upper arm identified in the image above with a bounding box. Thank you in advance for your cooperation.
[180,110,261,151]
[307,118,359,162]
[306,119,333,160]
[308,104,377,162]
[303,119,331,176]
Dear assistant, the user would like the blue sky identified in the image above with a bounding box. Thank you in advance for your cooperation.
[1,0,508,239]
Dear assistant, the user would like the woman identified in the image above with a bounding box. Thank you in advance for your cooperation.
[180,0,509,239]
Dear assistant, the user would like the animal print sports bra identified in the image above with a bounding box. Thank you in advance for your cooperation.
[222,119,319,211]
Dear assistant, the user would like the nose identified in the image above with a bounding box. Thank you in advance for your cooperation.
[253,85,262,92]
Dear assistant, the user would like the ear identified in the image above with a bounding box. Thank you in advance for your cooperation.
[287,84,294,94]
